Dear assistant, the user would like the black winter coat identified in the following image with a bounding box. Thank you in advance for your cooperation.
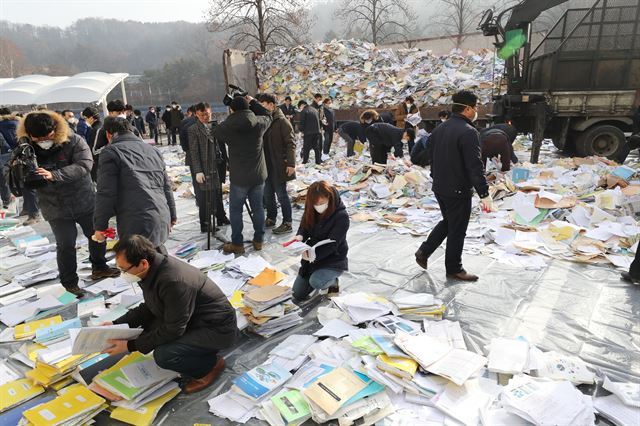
[145,111,158,127]
[323,106,336,132]
[279,103,296,120]
[33,134,95,222]
[299,106,321,135]
[94,132,176,247]
[114,253,238,354]
[264,107,296,184]
[212,100,271,187]
[427,113,489,199]
[296,188,349,275]
[180,115,198,159]
[339,121,366,142]
[366,123,405,157]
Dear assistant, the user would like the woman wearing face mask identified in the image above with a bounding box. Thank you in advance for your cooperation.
[16,111,120,296]
[291,180,350,301]
[397,96,419,129]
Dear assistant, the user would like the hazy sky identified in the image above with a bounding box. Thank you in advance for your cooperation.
[1,0,213,27]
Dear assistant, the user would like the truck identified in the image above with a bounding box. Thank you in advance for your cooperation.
[479,0,640,162]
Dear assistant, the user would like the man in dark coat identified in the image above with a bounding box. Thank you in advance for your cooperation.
[132,109,146,136]
[279,96,296,121]
[187,102,229,232]
[164,101,184,146]
[365,122,408,164]
[104,234,238,394]
[180,106,197,164]
[338,121,365,157]
[81,106,102,182]
[312,94,326,150]
[212,96,271,254]
[322,98,336,156]
[93,117,177,251]
[17,111,119,296]
[298,100,322,165]
[415,90,492,282]
[257,94,296,234]
[480,127,513,172]
[481,123,518,165]
[145,106,159,144]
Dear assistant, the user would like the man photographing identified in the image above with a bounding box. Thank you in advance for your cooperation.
[212,95,271,254]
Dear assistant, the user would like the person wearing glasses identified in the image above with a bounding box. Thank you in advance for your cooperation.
[414,90,493,282]
[101,234,238,394]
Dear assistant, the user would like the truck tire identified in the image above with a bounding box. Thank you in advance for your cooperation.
[575,125,625,159]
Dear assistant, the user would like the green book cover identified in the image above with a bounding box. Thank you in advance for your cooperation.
[96,355,146,400]
[271,390,310,423]
[351,336,384,356]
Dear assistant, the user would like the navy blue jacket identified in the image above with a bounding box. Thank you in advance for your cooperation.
[366,123,405,157]
[339,121,366,142]
[0,115,19,148]
[296,188,349,275]
[428,113,489,198]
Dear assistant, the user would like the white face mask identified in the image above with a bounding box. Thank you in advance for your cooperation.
[36,140,54,149]
[121,271,141,283]
[472,110,478,122]
[365,120,372,124]
[314,202,329,214]
[402,138,409,143]
[406,103,412,109]
[440,118,446,122]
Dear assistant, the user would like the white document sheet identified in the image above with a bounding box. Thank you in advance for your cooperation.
[120,358,178,388]
[70,325,143,354]
[313,318,358,338]
[426,349,487,386]
[594,394,640,426]
[487,337,529,375]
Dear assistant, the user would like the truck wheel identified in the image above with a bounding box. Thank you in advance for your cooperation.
[575,125,625,159]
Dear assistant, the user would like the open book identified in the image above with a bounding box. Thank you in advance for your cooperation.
[283,239,335,262]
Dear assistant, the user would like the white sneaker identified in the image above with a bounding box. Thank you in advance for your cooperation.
[321,153,330,161]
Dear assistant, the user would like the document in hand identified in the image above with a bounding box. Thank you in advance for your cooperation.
[303,367,368,415]
[284,239,335,261]
[69,325,143,355]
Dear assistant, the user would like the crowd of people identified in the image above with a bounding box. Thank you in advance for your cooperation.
[4,87,635,396]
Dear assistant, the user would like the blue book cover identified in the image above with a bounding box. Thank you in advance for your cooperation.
[512,168,530,183]
[371,335,407,358]
[612,166,635,181]
[34,317,81,343]
[344,371,384,406]
[78,353,109,370]
[232,363,292,399]
[0,394,55,425]
[302,364,335,389]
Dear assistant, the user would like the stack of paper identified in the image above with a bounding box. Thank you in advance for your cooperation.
[69,325,143,354]
[227,255,273,277]
[26,339,94,388]
[268,334,317,371]
[14,315,63,340]
[91,352,179,409]
[232,362,292,402]
[12,265,58,286]
[0,379,44,412]
[392,292,446,321]
[241,285,302,338]
[501,375,594,425]
[332,292,393,324]
[22,384,107,425]
[394,333,487,385]
[486,337,529,374]
[0,254,39,279]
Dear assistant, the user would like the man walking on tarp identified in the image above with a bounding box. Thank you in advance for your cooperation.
[298,100,322,165]
[414,90,493,282]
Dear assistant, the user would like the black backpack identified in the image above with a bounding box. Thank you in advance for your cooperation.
[7,140,47,196]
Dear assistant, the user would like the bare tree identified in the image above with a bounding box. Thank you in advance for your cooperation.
[334,0,417,45]
[438,0,519,49]
[206,0,313,52]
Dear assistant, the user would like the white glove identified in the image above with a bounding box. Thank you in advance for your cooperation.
[480,195,494,212]
[302,250,316,262]
[195,173,205,184]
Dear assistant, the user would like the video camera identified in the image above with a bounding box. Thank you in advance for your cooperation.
[223,84,248,107]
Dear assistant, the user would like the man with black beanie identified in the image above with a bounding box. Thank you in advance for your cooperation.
[212,96,271,254]
[415,90,492,282]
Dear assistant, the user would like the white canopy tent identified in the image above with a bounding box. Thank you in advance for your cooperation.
[0,72,129,115]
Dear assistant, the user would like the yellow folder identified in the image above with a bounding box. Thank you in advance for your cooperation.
[14,316,63,340]
[248,268,287,287]
[0,378,45,412]
[22,385,105,425]
[110,387,181,426]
